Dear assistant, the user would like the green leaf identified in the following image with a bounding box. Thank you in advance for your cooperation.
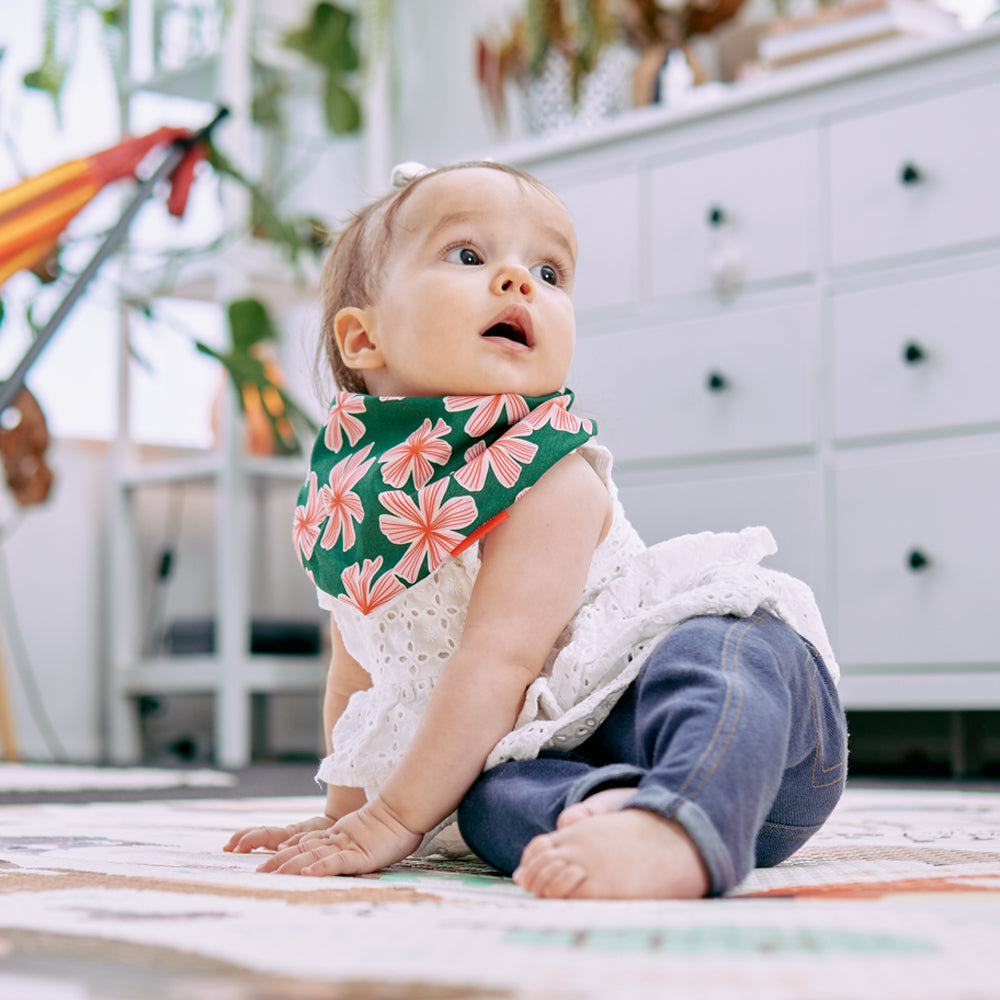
[227,298,277,353]
[282,2,359,72]
[284,3,346,64]
[251,63,285,129]
[327,15,360,72]
[98,0,126,30]
[206,142,324,262]
[22,58,68,121]
[195,327,317,455]
[323,76,361,135]
[195,342,249,414]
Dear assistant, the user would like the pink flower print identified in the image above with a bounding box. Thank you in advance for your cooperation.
[445,394,529,436]
[319,444,376,551]
[324,393,367,452]
[379,417,452,488]
[292,471,325,561]
[454,428,538,491]
[379,479,478,582]
[523,395,593,434]
[338,556,406,615]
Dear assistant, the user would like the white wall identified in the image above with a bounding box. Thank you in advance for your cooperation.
[389,0,526,166]
[0,434,325,763]
[1,441,108,761]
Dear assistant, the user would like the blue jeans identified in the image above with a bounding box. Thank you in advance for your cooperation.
[458,610,848,895]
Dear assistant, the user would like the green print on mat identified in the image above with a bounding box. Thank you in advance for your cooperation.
[505,926,936,956]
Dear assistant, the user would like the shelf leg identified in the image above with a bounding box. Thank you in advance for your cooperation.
[0,629,20,762]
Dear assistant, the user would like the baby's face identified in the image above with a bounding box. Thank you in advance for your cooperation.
[360,168,577,398]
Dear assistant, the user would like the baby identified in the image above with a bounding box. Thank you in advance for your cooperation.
[225,161,847,899]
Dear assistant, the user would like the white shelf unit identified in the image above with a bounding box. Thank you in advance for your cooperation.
[106,0,326,768]
[107,437,325,768]
[505,23,1000,713]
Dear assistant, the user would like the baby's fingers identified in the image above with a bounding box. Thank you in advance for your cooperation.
[224,826,290,854]
[275,825,332,852]
[257,841,338,875]
[301,847,372,877]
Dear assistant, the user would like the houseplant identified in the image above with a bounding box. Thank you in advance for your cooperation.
[8,0,366,455]
[477,0,631,132]
[477,0,747,130]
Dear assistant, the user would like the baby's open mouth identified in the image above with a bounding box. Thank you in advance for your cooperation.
[483,322,529,346]
[481,309,534,349]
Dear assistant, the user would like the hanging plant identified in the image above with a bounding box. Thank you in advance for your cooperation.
[280,2,363,135]
[6,1,351,457]
[196,297,317,456]
[205,143,326,267]
[477,0,620,128]
[21,0,126,124]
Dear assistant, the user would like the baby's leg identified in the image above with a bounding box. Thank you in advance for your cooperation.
[515,611,847,899]
[459,757,708,898]
[457,753,608,874]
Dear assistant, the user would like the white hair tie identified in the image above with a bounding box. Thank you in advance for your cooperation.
[390,161,431,189]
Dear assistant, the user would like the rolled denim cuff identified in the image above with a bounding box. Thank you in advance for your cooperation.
[564,764,644,809]
[622,787,736,896]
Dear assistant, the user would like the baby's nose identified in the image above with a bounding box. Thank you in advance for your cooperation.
[491,262,535,299]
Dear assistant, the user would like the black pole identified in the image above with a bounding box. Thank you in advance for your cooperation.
[0,107,229,415]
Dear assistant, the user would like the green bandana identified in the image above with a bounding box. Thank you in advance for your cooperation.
[294,390,597,615]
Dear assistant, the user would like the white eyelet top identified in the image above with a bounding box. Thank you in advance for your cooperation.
[316,442,838,817]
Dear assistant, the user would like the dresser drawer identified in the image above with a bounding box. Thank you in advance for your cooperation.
[618,468,824,593]
[834,449,1000,665]
[648,129,820,299]
[571,301,818,463]
[828,79,1000,269]
[832,264,1000,441]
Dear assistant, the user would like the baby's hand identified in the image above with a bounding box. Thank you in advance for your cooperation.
[256,798,422,877]
[223,815,336,855]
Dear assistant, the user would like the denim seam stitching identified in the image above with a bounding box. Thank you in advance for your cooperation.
[804,645,848,789]
[671,617,739,803]
[677,612,761,805]
[757,820,825,838]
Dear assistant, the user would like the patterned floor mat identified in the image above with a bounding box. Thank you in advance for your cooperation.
[1,786,999,999]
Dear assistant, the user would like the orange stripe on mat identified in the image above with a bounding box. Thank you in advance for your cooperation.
[741,875,1000,899]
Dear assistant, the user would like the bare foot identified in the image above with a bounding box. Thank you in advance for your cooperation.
[513,809,711,900]
[556,786,636,829]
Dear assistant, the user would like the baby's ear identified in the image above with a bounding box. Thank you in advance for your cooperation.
[334,307,385,372]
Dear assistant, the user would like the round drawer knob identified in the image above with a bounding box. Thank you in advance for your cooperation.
[900,163,923,186]
[707,205,727,228]
[902,341,926,364]
[906,549,931,572]
[706,371,728,392]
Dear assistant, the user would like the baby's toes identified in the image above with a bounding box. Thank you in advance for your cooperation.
[555,801,594,829]
[513,833,582,898]
[535,857,587,899]
[514,832,553,877]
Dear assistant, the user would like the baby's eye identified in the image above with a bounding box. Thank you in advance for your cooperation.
[445,246,483,266]
[531,263,561,286]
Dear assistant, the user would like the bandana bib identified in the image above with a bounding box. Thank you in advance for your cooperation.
[293,391,597,615]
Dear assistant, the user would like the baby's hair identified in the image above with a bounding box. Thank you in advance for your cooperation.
[319,161,557,393]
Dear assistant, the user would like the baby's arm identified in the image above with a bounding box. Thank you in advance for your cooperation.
[320,622,372,818]
[259,452,611,876]
[224,617,370,853]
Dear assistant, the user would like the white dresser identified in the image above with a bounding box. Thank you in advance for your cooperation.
[508,24,1000,710]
